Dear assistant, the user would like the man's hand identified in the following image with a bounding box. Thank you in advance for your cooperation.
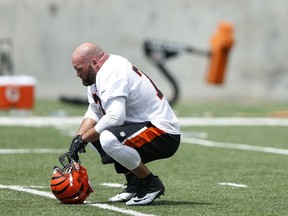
[69,135,88,162]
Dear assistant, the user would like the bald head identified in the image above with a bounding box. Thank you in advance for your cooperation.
[72,42,104,63]
[72,42,109,86]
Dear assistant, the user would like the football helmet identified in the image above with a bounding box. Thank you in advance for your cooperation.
[50,152,94,204]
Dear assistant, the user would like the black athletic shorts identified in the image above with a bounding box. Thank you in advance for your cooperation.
[105,121,180,173]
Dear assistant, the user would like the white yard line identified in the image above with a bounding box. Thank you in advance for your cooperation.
[218,182,248,188]
[0,184,55,198]
[86,203,155,216]
[0,116,83,127]
[1,116,288,127]
[0,184,156,216]
[4,136,288,156]
[182,137,288,155]
[1,116,288,155]
[101,183,125,188]
[179,117,288,126]
[0,148,66,154]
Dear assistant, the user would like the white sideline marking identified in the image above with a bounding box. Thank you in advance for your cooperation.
[0,184,156,216]
[218,182,248,188]
[1,116,288,127]
[0,148,66,154]
[182,137,288,155]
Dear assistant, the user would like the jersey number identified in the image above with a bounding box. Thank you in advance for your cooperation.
[132,65,164,100]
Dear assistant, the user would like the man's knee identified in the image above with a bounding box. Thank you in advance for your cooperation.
[99,130,119,154]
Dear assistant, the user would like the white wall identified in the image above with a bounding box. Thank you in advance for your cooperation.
[1,0,288,103]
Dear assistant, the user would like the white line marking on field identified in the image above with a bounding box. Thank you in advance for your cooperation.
[218,182,248,188]
[182,137,288,155]
[0,149,66,154]
[0,116,82,127]
[2,116,288,127]
[86,202,155,216]
[0,184,55,198]
[14,185,48,188]
[0,184,156,216]
[179,117,288,126]
[181,131,208,139]
[101,183,125,188]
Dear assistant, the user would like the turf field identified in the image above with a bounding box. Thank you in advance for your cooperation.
[0,100,288,216]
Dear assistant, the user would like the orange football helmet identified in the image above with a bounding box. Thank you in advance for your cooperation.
[50,152,94,204]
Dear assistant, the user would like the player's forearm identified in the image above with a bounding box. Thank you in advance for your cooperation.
[81,127,100,142]
[76,118,96,135]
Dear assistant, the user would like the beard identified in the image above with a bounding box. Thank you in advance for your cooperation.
[82,65,96,86]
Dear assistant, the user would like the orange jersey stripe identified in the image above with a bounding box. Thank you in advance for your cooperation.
[124,127,166,148]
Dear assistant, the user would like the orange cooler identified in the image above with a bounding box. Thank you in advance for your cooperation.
[0,75,36,110]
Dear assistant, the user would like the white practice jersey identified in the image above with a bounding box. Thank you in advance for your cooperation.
[84,54,180,135]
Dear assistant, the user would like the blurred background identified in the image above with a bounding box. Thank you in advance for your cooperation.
[1,0,288,105]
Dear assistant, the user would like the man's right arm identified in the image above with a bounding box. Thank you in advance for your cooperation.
[76,118,97,136]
